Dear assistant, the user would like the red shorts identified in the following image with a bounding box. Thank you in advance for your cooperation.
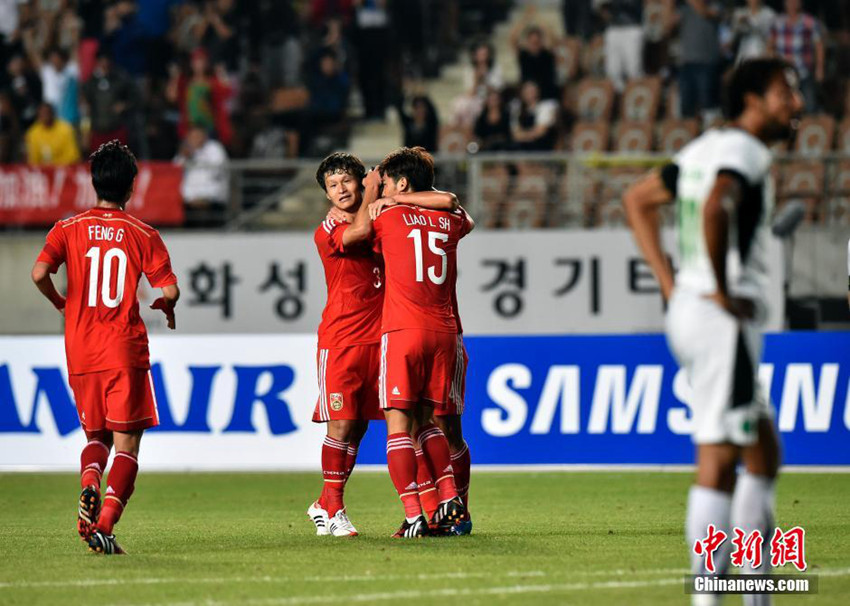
[439,334,468,417]
[69,367,159,433]
[379,329,456,412]
[313,343,383,422]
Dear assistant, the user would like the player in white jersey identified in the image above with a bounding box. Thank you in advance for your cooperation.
[623,58,803,606]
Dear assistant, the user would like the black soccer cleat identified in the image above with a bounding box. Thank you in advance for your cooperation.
[392,515,428,539]
[431,497,466,536]
[77,485,101,541]
[87,529,126,555]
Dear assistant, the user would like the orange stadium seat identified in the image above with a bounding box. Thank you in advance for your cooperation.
[614,122,654,153]
[570,122,609,152]
[794,115,835,156]
[777,160,826,222]
[439,126,472,154]
[581,35,605,78]
[270,87,310,112]
[827,160,850,224]
[505,165,550,228]
[657,119,699,153]
[835,119,850,153]
[621,77,662,122]
[554,37,582,85]
[574,78,615,122]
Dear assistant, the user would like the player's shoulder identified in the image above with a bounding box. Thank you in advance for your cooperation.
[315,217,344,239]
[117,211,160,239]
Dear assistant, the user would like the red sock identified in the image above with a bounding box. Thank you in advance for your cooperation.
[97,451,138,534]
[319,436,348,516]
[344,443,359,482]
[386,433,421,519]
[415,449,439,520]
[415,424,458,503]
[451,441,471,509]
[80,440,110,490]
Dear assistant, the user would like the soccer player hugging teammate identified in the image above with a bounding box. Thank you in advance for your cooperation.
[309,152,458,537]
[343,146,474,538]
[31,141,180,555]
[624,59,803,604]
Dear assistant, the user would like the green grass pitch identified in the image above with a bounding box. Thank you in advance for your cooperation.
[0,471,847,605]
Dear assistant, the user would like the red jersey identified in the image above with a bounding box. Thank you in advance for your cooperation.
[372,205,471,334]
[315,218,384,348]
[37,207,177,375]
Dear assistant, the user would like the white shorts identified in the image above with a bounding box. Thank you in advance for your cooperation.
[665,290,772,446]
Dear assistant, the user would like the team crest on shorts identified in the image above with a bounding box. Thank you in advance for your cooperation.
[330,393,344,411]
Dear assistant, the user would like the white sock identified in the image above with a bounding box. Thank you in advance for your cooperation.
[688,485,733,606]
[731,473,776,606]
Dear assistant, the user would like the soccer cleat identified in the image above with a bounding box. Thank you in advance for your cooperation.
[77,485,101,541]
[431,497,466,536]
[392,515,427,538]
[87,530,126,555]
[451,510,473,536]
[307,501,330,536]
[328,510,358,537]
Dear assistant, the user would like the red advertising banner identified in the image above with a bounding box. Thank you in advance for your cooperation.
[0,162,185,226]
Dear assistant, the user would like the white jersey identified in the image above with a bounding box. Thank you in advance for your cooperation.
[671,128,774,304]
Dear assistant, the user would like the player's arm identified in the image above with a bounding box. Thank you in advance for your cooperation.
[459,205,475,233]
[342,168,382,247]
[703,171,754,319]
[623,166,676,301]
[31,261,66,312]
[369,189,458,219]
[151,284,180,330]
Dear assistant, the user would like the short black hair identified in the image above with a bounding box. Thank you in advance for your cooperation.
[90,140,138,205]
[315,152,366,191]
[723,58,794,120]
[378,146,434,193]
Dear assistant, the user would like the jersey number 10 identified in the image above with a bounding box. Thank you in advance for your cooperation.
[407,229,448,285]
[85,247,127,308]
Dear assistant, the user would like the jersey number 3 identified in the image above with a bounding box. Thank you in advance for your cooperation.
[407,228,448,285]
[85,247,128,308]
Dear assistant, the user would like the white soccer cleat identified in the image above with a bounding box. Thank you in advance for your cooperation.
[328,509,359,537]
[307,501,330,536]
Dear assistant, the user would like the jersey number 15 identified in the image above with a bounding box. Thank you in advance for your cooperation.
[407,229,448,285]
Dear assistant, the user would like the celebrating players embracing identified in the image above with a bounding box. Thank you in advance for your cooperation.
[624,59,803,605]
[31,141,180,554]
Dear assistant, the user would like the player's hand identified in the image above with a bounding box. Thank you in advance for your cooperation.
[369,197,396,220]
[151,297,176,330]
[363,168,382,191]
[705,292,755,320]
[326,207,350,224]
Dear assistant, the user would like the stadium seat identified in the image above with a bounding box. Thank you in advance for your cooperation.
[581,35,606,78]
[657,119,699,153]
[595,167,644,226]
[835,118,850,153]
[621,77,662,122]
[439,126,472,154]
[827,160,850,224]
[570,122,609,152]
[270,87,310,113]
[643,0,667,43]
[505,164,550,228]
[665,82,680,119]
[794,115,835,156]
[777,160,826,222]
[554,37,582,85]
[614,122,654,153]
[574,78,615,122]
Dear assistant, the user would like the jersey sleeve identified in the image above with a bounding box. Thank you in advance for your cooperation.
[144,232,178,288]
[458,208,473,239]
[36,224,66,273]
[371,215,384,254]
[319,218,349,254]
[716,135,769,186]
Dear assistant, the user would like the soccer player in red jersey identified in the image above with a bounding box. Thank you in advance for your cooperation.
[309,152,458,537]
[31,141,179,554]
[346,147,473,537]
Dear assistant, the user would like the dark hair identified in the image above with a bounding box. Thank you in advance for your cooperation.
[315,152,366,191]
[378,146,435,192]
[90,140,138,205]
[470,40,495,70]
[723,58,794,120]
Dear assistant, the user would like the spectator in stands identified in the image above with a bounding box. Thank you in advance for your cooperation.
[510,6,558,100]
[306,48,351,155]
[82,50,135,153]
[174,124,230,227]
[667,0,723,120]
[136,0,183,80]
[249,0,302,89]
[102,1,146,81]
[769,0,824,113]
[4,53,42,130]
[25,101,80,166]
[451,40,504,128]
[352,0,392,120]
[24,45,79,126]
[77,0,105,81]
[563,0,594,41]
[0,91,20,163]
[197,0,240,76]
[167,47,233,147]
[510,81,558,151]
[474,89,512,152]
[399,94,438,153]
[730,0,776,64]
[596,0,644,91]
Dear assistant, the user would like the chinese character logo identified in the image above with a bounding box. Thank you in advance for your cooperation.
[693,524,728,573]
[770,527,807,571]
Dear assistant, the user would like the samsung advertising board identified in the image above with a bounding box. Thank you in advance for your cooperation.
[0,332,847,470]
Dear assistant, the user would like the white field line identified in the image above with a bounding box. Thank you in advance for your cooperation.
[124,568,850,606]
